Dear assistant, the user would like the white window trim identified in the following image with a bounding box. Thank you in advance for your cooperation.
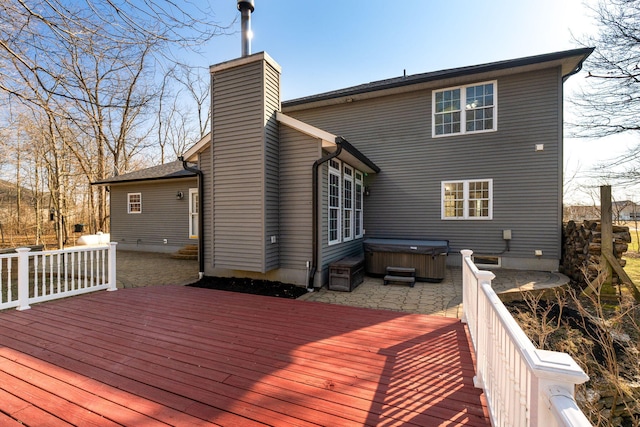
[355,171,364,239]
[343,165,354,242]
[189,188,198,239]
[328,161,365,246]
[127,192,141,214]
[441,179,493,220]
[432,80,498,138]
[328,160,342,246]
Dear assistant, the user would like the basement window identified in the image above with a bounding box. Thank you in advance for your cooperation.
[472,255,501,268]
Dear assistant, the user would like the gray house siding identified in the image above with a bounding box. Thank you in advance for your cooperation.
[264,60,280,271]
[284,67,564,270]
[318,159,365,285]
[209,54,280,273]
[109,178,197,253]
[199,149,214,272]
[278,126,318,271]
[278,127,370,286]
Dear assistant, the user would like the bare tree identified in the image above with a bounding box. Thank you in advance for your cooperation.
[571,0,640,138]
[0,1,233,243]
[174,64,211,140]
[570,0,640,185]
[155,64,210,163]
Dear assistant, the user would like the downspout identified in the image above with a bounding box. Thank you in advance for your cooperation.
[179,156,205,279]
[562,62,583,81]
[308,137,344,291]
[562,50,592,82]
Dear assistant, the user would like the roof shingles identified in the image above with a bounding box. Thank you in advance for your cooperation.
[92,160,197,185]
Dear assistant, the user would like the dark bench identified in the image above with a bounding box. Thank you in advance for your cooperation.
[328,256,364,291]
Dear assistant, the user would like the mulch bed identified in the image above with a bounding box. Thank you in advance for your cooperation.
[187,276,308,299]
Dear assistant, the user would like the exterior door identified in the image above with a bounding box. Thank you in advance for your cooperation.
[189,188,198,239]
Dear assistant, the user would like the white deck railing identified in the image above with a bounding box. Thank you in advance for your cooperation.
[461,250,592,427]
[0,243,117,311]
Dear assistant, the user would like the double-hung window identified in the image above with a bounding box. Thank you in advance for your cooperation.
[354,171,364,238]
[328,160,342,245]
[328,160,365,245]
[128,193,142,214]
[343,166,354,242]
[442,179,492,220]
[433,81,496,137]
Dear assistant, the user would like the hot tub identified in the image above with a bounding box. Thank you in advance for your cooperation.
[363,238,449,282]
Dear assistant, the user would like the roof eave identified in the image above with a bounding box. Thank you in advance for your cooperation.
[92,173,197,186]
[183,133,212,162]
[277,112,379,174]
[282,47,595,111]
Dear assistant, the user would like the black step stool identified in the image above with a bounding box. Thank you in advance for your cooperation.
[384,266,416,287]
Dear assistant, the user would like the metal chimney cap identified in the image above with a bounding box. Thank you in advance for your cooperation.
[237,0,255,12]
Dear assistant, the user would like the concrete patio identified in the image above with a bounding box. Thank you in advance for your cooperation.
[115,250,570,318]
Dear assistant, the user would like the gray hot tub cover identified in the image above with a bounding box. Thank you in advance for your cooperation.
[364,238,449,256]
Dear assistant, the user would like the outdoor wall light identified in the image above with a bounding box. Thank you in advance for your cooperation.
[176,191,184,200]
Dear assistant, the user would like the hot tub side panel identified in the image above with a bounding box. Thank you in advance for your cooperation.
[364,239,448,281]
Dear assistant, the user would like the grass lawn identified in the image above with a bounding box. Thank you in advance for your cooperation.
[623,226,640,284]
[625,257,640,284]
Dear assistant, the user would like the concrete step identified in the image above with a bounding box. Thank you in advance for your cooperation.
[385,266,416,276]
[384,275,416,287]
[171,245,198,260]
[171,253,198,260]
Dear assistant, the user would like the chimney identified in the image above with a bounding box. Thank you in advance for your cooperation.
[237,0,255,57]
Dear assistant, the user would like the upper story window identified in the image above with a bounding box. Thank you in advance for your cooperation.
[441,179,492,220]
[128,193,142,214]
[433,81,497,137]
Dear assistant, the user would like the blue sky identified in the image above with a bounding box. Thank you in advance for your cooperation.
[194,1,624,204]
[201,0,593,100]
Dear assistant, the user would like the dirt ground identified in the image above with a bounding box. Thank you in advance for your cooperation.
[187,276,308,299]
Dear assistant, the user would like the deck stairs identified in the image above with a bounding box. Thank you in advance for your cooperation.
[384,266,416,287]
[171,244,198,260]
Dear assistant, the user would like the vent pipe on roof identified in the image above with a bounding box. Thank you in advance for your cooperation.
[237,0,255,57]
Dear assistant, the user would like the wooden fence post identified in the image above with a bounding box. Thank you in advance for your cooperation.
[600,185,613,288]
[585,185,640,301]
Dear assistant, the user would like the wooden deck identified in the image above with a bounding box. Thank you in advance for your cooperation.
[0,286,490,426]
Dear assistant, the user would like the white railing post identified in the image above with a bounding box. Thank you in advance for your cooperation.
[461,249,474,325]
[107,242,117,291]
[473,271,494,391]
[528,349,591,427]
[461,249,495,389]
[16,248,31,311]
[545,385,593,426]
[461,250,591,426]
